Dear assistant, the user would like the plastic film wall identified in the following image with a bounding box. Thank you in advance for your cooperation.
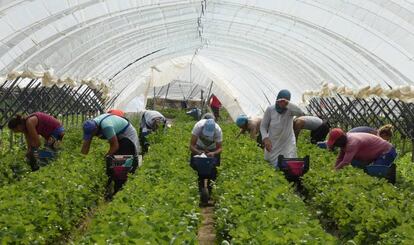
[0,0,414,118]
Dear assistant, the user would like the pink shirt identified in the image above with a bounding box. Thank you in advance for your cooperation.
[29,112,61,139]
[335,133,392,169]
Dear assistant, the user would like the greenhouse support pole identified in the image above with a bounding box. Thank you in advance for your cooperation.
[412,139,414,163]
[162,83,171,109]
[402,137,406,155]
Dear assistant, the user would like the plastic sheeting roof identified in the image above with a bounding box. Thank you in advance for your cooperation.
[1,0,414,118]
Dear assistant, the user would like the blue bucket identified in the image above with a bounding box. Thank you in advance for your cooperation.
[38,150,55,159]
[316,141,327,149]
[192,157,216,175]
[365,164,392,177]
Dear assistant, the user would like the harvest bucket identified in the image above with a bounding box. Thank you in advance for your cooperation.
[192,157,216,176]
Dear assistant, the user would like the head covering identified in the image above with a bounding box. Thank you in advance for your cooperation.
[202,112,215,121]
[236,115,248,127]
[202,119,216,137]
[275,89,291,113]
[327,128,345,149]
[107,109,125,117]
[83,120,97,140]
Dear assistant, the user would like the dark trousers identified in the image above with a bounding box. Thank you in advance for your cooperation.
[139,128,150,155]
[190,153,220,193]
[211,106,220,119]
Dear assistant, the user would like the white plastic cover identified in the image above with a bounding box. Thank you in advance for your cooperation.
[0,1,414,118]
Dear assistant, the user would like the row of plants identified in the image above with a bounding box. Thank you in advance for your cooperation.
[0,131,108,243]
[214,125,336,244]
[297,137,414,244]
[378,153,414,243]
[0,125,83,186]
[79,121,200,244]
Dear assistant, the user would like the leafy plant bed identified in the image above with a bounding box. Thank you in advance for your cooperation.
[298,138,414,244]
[0,131,107,243]
[79,122,200,244]
[214,125,336,244]
[0,128,80,186]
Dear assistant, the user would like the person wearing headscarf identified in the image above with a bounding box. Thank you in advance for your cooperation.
[260,89,305,167]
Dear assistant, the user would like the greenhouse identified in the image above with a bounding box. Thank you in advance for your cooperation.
[0,0,414,244]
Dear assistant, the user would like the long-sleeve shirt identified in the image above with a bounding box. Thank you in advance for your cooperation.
[260,103,304,164]
[301,116,323,131]
[335,133,392,169]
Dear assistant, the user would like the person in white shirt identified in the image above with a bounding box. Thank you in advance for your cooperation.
[189,119,223,198]
[260,89,305,168]
[139,110,166,154]
[293,115,330,144]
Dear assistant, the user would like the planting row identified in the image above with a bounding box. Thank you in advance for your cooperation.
[79,122,200,243]
[0,131,107,243]
[215,125,336,244]
[298,138,414,244]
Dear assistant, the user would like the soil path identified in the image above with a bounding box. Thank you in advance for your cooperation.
[198,206,216,245]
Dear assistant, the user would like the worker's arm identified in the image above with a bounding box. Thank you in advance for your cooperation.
[81,139,92,155]
[207,142,222,157]
[287,102,305,117]
[236,128,246,138]
[190,134,203,155]
[335,149,356,170]
[25,117,41,148]
[260,107,272,152]
[106,136,119,156]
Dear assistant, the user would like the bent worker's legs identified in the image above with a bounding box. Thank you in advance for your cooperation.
[211,106,220,119]
[46,126,65,150]
[139,128,150,155]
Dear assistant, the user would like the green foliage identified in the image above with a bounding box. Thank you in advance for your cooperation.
[79,121,200,244]
[215,125,336,244]
[158,108,195,122]
[0,130,107,243]
[298,135,414,244]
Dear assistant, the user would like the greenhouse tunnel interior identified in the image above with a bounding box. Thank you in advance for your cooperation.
[0,0,414,119]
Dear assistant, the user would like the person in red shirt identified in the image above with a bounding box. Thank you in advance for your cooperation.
[209,94,222,119]
[327,128,397,170]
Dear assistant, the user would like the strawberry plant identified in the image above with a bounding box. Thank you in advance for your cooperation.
[297,135,414,243]
[214,125,336,244]
[0,130,108,243]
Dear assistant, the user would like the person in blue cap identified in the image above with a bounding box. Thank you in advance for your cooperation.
[81,113,139,194]
[189,118,223,201]
[235,114,263,147]
[260,89,305,168]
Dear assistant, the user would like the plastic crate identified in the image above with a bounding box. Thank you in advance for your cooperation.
[192,157,216,176]
[112,166,130,181]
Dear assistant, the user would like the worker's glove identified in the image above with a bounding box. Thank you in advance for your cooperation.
[27,148,39,159]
